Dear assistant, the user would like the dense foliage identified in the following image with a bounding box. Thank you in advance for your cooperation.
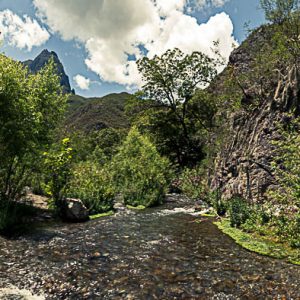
[110,127,172,207]
[43,138,73,209]
[133,48,220,167]
[0,55,67,231]
[66,161,114,214]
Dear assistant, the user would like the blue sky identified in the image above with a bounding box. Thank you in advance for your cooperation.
[0,0,265,97]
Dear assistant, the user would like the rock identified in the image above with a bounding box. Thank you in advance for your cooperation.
[22,49,72,94]
[62,198,89,222]
[113,202,126,211]
[211,26,300,203]
[0,286,44,299]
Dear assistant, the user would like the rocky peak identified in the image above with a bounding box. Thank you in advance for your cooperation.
[23,49,73,94]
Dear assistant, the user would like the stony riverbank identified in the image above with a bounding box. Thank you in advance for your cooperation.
[0,195,299,299]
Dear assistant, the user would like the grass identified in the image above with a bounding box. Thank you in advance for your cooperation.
[126,205,146,210]
[199,212,217,217]
[89,211,114,220]
[215,219,300,265]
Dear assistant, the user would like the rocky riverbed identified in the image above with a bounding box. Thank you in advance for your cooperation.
[0,195,299,299]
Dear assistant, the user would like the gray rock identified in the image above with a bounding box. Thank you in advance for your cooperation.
[62,198,89,222]
[211,26,300,203]
[22,49,73,94]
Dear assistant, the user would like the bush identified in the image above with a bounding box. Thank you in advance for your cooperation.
[289,215,300,248]
[43,138,73,209]
[206,190,227,216]
[229,196,251,228]
[110,127,172,207]
[269,117,300,247]
[66,161,114,214]
[179,166,207,200]
[0,201,36,234]
[240,204,272,234]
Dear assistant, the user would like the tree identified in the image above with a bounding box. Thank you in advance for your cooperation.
[43,138,73,208]
[110,127,172,207]
[0,55,67,204]
[260,0,300,65]
[136,48,219,167]
[260,0,300,24]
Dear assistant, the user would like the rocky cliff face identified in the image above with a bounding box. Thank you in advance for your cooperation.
[211,27,300,202]
[23,49,73,94]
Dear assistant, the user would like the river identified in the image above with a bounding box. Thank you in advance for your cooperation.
[0,195,299,299]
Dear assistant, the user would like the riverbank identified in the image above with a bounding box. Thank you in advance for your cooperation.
[0,196,299,299]
[215,219,300,265]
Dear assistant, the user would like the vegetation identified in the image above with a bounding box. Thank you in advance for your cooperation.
[0,55,67,231]
[89,210,114,220]
[130,48,220,167]
[178,166,206,201]
[65,92,131,132]
[43,138,73,209]
[66,161,114,214]
[0,0,300,263]
[268,117,300,248]
[215,219,300,265]
[110,127,172,207]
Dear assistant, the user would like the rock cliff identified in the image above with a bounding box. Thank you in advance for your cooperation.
[23,49,73,94]
[211,26,300,202]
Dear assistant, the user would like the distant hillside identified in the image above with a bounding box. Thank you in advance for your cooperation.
[23,49,73,94]
[65,92,131,132]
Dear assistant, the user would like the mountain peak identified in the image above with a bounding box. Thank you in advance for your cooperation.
[23,49,73,94]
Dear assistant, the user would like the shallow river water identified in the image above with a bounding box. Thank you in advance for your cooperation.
[0,195,300,299]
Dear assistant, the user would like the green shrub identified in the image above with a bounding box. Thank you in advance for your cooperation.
[66,161,114,214]
[43,138,73,209]
[269,116,300,247]
[0,201,36,234]
[206,190,227,216]
[229,196,251,228]
[179,166,206,200]
[289,215,300,248]
[110,127,172,207]
[240,205,272,234]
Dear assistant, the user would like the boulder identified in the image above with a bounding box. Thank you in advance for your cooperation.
[62,198,89,222]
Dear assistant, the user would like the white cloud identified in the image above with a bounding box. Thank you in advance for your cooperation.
[194,0,230,8]
[73,74,91,90]
[33,0,237,87]
[0,9,50,51]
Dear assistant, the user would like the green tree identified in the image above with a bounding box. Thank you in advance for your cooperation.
[43,138,73,209]
[260,0,300,65]
[0,55,67,204]
[110,127,172,207]
[134,48,219,166]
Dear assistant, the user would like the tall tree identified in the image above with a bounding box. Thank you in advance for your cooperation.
[260,0,300,65]
[0,55,67,203]
[136,48,219,167]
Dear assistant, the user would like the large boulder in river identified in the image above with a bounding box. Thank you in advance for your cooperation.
[62,198,89,222]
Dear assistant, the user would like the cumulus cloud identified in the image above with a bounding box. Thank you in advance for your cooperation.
[0,9,50,51]
[33,0,237,87]
[73,74,91,90]
[194,0,230,8]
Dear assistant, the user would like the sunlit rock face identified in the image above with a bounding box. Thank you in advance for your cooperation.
[23,49,73,94]
[211,26,300,202]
